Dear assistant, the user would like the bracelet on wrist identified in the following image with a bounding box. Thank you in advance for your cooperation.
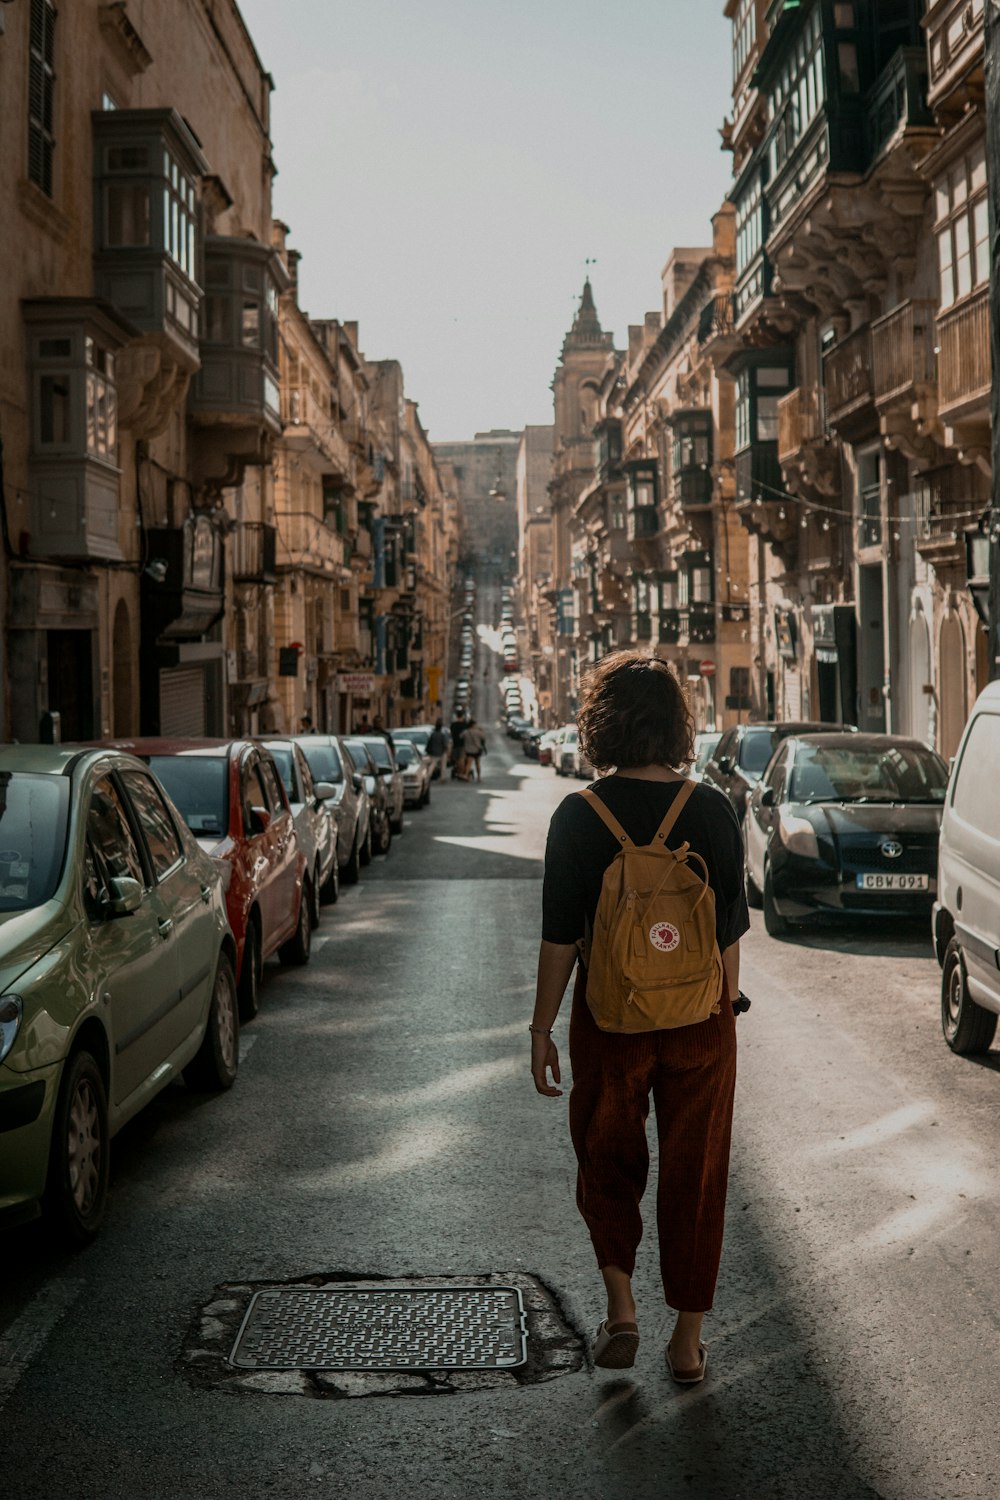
[528,1024,553,1036]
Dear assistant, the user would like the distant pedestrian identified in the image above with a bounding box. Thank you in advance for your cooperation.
[372,715,395,753]
[299,712,315,734]
[462,718,487,781]
[355,714,373,735]
[426,718,449,781]
[449,710,468,779]
[530,652,749,1385]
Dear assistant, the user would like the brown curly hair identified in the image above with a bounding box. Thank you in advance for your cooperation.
[577,651,695,773]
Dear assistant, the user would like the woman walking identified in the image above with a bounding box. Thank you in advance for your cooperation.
[530,652,749,1383]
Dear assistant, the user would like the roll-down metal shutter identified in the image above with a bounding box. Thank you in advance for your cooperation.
[159,666,206,736]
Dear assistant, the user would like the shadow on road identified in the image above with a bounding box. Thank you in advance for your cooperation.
[771,916,933,961]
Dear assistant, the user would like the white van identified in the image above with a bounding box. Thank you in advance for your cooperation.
[934,679,1000,1054]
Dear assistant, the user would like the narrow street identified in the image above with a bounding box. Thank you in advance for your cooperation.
[0,588,995,1500]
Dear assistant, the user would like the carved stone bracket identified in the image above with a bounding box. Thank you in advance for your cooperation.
[117,334,197,441]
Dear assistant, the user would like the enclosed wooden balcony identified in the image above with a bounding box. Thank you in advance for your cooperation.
[734,443,797,562]
[937,287,991,421]
[823,326,874,429]
[230,521,276,585]
[870,300,937,407]
[925,0,984,112]
[777,386,826,463]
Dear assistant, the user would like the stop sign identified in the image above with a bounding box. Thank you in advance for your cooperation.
[699,660,717,678]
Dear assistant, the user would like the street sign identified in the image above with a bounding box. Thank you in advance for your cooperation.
[699,660,717,678]
[335,673,376,695]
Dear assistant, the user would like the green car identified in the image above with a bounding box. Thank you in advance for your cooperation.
[0,746,238,1243]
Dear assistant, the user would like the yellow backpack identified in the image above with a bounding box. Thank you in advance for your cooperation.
[578,781,724,1034]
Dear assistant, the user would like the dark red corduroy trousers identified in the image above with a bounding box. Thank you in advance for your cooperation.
[568,966,737,1313]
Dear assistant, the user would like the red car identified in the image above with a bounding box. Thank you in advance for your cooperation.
[99,739,310,1020]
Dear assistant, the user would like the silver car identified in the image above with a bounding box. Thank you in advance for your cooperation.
[261,739,338,923]
[393,739,432,808]
[293,734,371,885]
[362,735,405,835]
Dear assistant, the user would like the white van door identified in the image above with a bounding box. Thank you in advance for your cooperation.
[946,709,1000,1009]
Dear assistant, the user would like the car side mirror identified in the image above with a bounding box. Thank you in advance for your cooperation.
[249,805,271,836]
[313,781,335,802]
[760,786,775,808]
[352,773,363,793]
[103,875,143,918]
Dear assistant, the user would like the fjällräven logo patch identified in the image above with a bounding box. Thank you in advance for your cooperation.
[649,921,680,953]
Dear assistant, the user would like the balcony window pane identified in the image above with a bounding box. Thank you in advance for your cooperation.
[934,180,950,224]
[205,295,228,343]
[938,227,955,307]
[838,43,860,93]
[241,302,260,347]
[950,160,968,208]
[39,374,71,445]
[954,216,972,300]
[757,396,781,442]
[758,367,789,389]
[107,182,150,246]
[973,198,989,288]
[970,142,986,193]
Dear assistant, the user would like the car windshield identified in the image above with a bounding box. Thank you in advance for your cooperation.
[298,742,343,784]
[395,743,416,767]
[364,738,393,770]
[148,756,228,837]
[739,731,779,776]
[343,741,371,773]
[694,735,721,773]
[789,744,948,804]
[0,773,69,912]
[267,747,295,801]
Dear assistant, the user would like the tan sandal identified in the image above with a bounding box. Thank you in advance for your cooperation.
[666,1341,708,1385]
[593,1320,640,1369]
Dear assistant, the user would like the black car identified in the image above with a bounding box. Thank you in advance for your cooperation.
[743,733,948,936]
[702,721,852,822]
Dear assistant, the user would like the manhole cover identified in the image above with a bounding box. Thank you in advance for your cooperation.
[229,1285,528,1371]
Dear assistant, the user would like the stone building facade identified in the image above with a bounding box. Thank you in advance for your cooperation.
[0,0,457,744]
[434,429,521,575]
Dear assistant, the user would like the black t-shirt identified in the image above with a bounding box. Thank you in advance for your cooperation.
[542,776,750,952]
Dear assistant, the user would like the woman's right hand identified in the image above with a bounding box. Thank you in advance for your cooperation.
[531,1034,563,1098]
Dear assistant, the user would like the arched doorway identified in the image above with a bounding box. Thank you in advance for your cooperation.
[112,600,134,737]
[938,614,967,758]
[908,604,932,744]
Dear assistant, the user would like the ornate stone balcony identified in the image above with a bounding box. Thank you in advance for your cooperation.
[925,0,985,114]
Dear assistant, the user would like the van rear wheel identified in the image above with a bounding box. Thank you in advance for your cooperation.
[942,938,997,1055]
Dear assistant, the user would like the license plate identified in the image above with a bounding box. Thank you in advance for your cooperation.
[856,873,929,891]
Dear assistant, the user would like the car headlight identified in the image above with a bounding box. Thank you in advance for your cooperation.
[0,995,23,1065]
[777,812,819,860]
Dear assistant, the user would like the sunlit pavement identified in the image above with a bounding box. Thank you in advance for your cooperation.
[2,605,999,1497]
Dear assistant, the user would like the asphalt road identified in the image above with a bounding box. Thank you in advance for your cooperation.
[2,597,998,1499]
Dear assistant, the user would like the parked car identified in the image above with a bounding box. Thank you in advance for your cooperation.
[691,731,722,782]
[293,734,371,885]
[552,724,576,774]
[934,680,1000,1054]
[361,735,405,834]
[559,726,595,780]
[343,738,392,855]
[506,715,531,739]
[261,738,339,920]
[113,739,310,1020]
[394,740,432,807]
[702,721,853,821]
[523,728,544,759]
[743,733,948,937]
[538,729,560,767]
[0,746,237,1243]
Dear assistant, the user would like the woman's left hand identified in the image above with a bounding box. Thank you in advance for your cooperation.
[531,1034,563,1098]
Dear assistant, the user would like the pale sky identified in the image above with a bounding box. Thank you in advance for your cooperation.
[237,0,733,441]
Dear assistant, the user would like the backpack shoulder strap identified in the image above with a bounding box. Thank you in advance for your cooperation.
[651,779,696,847]
[578,789,632,847]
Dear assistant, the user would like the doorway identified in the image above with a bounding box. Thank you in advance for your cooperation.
[47,630,95,741]
[908,605,932,744]
[938,614,968,757]
[857,565,886,732]
[112,600,133,737]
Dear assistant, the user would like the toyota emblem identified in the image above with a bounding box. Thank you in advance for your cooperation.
[880,839,903,860]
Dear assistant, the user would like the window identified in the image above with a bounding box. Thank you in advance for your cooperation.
[769,7,825,174]
[147,756,228,837]
[736,364,792,450]
[242,762,270,827]
[609,495,625,531]
[935,144,989,311]
[671,413,712,474]
[88,776,145,888]
[858,447,882,547]
[30,321,120,465]
[121,772,183,880]
[735,175,763,278]
[259,757,285,813]
[838,43,860,94]
[733,0,757,82]
[28,0,56,196]
[689,564,713,605]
